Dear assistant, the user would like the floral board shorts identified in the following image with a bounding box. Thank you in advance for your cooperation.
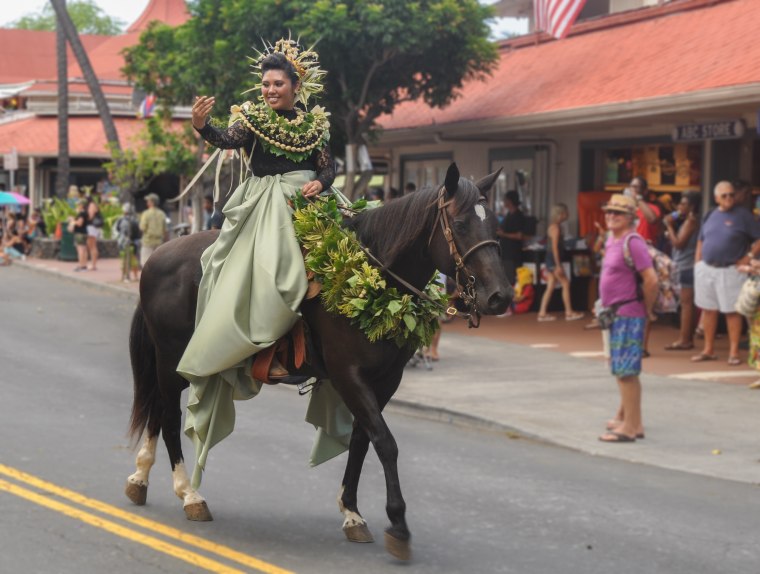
[609,315,645,377]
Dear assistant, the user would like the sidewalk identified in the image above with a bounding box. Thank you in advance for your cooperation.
[13,255,760,484]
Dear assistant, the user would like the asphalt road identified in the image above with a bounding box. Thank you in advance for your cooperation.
[1,265,759,574]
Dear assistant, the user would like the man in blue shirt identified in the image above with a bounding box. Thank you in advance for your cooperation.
[693,181,760,365]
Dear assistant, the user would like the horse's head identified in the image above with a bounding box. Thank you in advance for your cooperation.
[431,163,513,316]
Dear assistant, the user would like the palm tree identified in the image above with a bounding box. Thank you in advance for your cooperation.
[49,0,121,152]
[55,0,70,199]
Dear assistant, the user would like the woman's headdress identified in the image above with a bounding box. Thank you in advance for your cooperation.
[248,36,326,108]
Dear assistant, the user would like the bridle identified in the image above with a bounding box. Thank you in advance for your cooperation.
[425,185,500,327]
[329,185,500,328]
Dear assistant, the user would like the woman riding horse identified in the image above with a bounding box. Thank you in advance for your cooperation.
[176,40,344,488]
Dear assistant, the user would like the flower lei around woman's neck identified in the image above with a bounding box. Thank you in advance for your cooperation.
[229,36,331,162]
[230,101,330,163]
[292,194,448,349]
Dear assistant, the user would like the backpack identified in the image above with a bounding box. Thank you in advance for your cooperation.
[623,233,680,314]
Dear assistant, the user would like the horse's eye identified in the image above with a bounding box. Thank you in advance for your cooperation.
[452,220,467,233]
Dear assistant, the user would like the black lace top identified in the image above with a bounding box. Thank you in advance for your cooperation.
[196,109,336,191]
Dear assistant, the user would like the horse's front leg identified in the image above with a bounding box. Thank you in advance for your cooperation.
[339,424,374,543]
[333,374,411,560]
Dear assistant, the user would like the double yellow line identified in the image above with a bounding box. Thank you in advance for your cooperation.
[0,464,294,574]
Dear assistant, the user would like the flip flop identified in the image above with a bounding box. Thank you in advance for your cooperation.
[598,431,636,443]
[727,356,742,366]
[664,342,695,351]
[690,353,718,362]
[565,312,584,321]
[537,315,556,322]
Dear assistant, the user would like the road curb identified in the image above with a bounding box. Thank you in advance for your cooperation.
[13,259,139,302]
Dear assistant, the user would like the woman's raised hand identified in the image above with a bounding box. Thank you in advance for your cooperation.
[192,96,215,129]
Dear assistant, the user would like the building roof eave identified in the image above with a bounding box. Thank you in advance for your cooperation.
[377,83,760,145]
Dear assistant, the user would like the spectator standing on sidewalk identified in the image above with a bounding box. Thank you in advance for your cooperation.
[72,199,89,272]
[115,203,141,282]
[663,191,700,351]
[598,194,658,443]
[537,203,584,322]
[631,176,662,244]
[692,181,760,366]
[495,190,525,285]
[139,193,166,263]
[86,200,104,271]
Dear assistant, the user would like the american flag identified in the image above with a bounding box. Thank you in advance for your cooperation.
[535,0,588,39]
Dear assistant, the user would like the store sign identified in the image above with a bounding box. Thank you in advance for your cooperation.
[672,120,745,142]
[3,148,18,171]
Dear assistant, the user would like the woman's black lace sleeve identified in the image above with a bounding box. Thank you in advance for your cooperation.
[314,145,336,190]
[196,120,254,150]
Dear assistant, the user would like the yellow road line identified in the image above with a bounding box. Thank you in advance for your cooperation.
[0,479,245,574]
[0,464,295,574]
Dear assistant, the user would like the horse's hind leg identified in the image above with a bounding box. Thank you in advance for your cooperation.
[126,428,159,505]
[339,425,374,543]
[156,359,212,521]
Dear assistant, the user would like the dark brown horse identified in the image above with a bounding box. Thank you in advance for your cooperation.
[125,163,512,560]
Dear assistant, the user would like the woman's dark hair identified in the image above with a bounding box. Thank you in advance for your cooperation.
[684,190,701,215]
[260,52,300,86]
[631,176,648,191]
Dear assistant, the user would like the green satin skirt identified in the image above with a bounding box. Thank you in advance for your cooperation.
[177,170,351,488]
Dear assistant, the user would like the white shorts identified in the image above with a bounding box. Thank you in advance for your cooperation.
[694,260,745,313]
[86,225,103,239]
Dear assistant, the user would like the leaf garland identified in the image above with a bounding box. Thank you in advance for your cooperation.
[292,194,448,349]
[231,101,330,162]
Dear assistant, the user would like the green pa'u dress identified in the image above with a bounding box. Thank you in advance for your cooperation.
[177,122,352,488]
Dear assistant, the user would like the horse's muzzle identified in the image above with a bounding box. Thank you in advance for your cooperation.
[485,286,513,315]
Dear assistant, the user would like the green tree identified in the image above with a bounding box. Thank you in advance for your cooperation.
[12,0,124,35]
[104,110,199,200]
[123,0,497,198]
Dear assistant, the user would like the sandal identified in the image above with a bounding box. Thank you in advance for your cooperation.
[690,353,718,362]
[664,342,694,351]
[727,356,742,366]
[598,431,636,443]
[565,312,584,321]
[537,315,556,322]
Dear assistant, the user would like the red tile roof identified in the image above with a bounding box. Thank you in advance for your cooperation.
[0,116,187,157]
[379,0,760,131]
[127,0,190,33]
[0,29,108,84]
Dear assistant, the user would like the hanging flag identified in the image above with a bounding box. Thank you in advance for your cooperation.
[137,93,156,118]
[535,0,588,39]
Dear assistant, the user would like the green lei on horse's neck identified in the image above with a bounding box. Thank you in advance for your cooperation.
[292,194,447,349]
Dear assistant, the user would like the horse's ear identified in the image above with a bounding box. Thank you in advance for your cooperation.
[475,168,502,197]
[444,163,460,197]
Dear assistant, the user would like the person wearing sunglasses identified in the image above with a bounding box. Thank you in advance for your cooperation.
[692,181,760,365]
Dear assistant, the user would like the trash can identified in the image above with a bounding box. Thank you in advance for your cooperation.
[58,226,78,261]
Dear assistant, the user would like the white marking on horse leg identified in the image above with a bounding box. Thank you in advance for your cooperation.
[127,434,157,488]
[338,486,367,529]
[474,204,486,221]
[172,462,205,507]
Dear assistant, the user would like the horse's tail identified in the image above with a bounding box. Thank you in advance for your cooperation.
[128,304,161,443]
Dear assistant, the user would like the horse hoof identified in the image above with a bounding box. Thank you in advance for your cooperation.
[344,523,374,543]
[125,481,147,506]
[384,531,411,561]
[184,501,213,522]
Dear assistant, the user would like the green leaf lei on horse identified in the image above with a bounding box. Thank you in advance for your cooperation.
[292,194,448,349]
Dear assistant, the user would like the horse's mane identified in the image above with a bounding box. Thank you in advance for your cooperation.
[346,180,483,267]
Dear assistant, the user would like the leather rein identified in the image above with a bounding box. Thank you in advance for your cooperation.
[360,186,499,328]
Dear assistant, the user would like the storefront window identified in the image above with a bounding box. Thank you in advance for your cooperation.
[400,153,453,191]
[604,143,702,191]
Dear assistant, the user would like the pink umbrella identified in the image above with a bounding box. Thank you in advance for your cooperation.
[8,192,30,205]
